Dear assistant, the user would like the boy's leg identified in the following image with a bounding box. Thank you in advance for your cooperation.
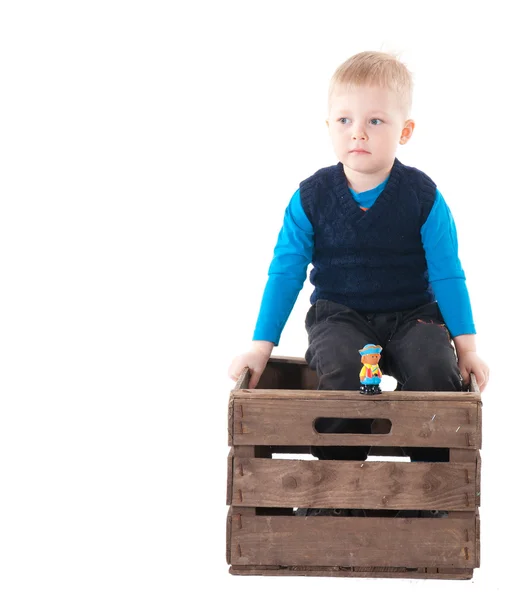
[383,302,462,462]
[305,299,381,461]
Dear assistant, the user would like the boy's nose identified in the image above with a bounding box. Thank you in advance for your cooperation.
[351,129,367,141]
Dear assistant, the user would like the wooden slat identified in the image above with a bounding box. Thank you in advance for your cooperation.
[477,401,482,448]
[229,566,474,579]
[469,373,480,394]
[227,398,234,446]
[476,452,481,507]
[450,449,476,462]
[232,397,481,448]
[231,446,259,518]
[226,449,234,505]
[229,514,477,568]
[234,367,251,390]
[231,458,477,510]
[256,356,319,390]
[476,508,481,567]
[450,449,481,508]
[233,388,481,402]
[226,507,232,564]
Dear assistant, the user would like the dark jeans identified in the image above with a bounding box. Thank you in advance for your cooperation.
[305,299,462,461]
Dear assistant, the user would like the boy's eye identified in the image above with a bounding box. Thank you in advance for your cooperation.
[338,117,350,124]
[370,118,382,125]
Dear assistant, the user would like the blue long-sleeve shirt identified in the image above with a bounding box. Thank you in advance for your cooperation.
[253,178,475,344]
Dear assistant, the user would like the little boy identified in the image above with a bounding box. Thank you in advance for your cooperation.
[229,51,488,461]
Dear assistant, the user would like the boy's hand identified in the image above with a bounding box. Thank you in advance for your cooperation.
[228,341,274,389]
[457,351,489,393]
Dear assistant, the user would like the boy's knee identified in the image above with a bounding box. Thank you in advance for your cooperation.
[402,362,461,392]
[319,364,361,391]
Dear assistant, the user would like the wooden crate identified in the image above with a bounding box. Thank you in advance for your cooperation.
[226,356,482,580]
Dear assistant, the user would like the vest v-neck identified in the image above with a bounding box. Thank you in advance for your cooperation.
[332,159,403,226]
[350,177,388,210]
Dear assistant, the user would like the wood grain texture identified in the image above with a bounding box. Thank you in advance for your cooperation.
[234,367,251,390]
[226,448,234,505]
[227,397,233,446]
[233,388,481,402]
[450,449,481,508]
[226,507,232,564]
[476,508,481,567]
[229,513,477,568]
[257,357,319,390]
[229,566,474,579]
[231,458,477,510]
[231,396,481,448]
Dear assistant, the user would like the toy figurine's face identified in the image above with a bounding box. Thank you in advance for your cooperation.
[361,353,381,365]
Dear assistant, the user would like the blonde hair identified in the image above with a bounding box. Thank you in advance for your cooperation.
[329,51,413,115]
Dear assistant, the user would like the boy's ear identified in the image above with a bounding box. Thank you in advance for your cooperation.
[399,119,415,145]
[325,118,329,128]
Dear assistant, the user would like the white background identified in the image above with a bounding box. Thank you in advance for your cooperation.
[1,1,527,598]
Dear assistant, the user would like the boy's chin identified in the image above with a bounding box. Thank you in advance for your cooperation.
[343,155,395,173]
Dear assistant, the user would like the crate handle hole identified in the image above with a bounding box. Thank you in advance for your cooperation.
[314,418,392,434]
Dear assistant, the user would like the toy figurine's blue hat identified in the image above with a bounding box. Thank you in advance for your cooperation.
[359,344,382,356]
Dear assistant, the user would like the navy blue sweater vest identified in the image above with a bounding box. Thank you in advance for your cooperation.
[300,158,437,313]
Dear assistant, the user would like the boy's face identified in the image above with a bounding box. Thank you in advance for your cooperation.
[327,84,414,186]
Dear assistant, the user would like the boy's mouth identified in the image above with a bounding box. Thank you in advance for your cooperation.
[349,149,370,154]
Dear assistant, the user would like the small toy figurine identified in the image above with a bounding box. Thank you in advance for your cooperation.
[358,344,383,395]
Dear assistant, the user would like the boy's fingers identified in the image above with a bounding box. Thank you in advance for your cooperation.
[459,366,470,386]
[249,369,262,389]
[477,369,489,392]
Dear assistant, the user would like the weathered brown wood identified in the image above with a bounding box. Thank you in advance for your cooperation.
[226,507,232,564]
[469,373,480,394]
[437,567,474,576]
[229,566,473,579]
[267,356,318,390]
[234,367,251,390]
[232,388,481,402]
[232,446,260,516]
[231,458,477,510]
[257,361,304,390]
[232,397,481,448]
[477,401,482,449]
[229,514,477,568]
[233,446,257,458]
[227,357,482,580]
[450,449,476,462]
[476,508,481,567]
[476,452,481,507]
[226,449,234,505]
[228,397,234,446]
[255,446,273,458]
[450,449,481,508]
[253,356,318,390]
